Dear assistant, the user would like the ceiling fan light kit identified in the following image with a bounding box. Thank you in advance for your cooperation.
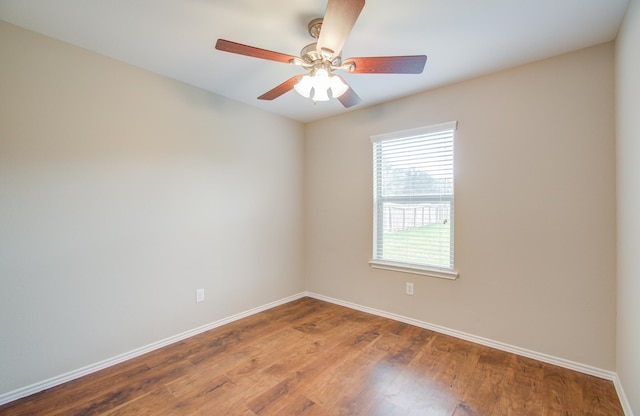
[293,68,349,102]
[215,0,427,108]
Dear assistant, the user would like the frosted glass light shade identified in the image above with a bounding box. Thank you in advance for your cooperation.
[329,76,348,98]
[312,86,330,101]
[293,75,313,98]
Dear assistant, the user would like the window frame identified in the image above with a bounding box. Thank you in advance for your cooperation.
[369,121,459,280]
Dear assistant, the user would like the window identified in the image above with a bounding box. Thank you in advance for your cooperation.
[370,121,458,279]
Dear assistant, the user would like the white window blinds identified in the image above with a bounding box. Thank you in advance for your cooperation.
[371,121,457,277]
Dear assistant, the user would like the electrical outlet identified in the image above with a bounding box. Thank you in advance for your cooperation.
[406,282,414,295]
[196,288,205,303]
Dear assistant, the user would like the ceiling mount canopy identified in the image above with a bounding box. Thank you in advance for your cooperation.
[214,0,427,108]
[307,18,324,40]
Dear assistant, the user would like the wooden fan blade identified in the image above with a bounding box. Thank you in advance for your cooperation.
[215,39,297,64]
[258,76,300,100]
[317,0,365,59]
[344,55,427,74]
[337,83,362,108]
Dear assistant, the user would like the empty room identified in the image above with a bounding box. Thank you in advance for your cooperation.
[1,0,638,414]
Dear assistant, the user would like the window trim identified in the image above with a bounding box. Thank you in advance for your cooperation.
[370,121,459,280]
[369,259,459,279]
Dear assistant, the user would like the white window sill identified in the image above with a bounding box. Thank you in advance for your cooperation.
[369,260,459,280]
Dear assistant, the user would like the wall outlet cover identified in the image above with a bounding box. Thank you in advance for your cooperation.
[406,283,414,295]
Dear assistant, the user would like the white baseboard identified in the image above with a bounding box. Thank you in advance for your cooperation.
[0,292,307,407]
[305,292,634,416]
[613,374,635,416]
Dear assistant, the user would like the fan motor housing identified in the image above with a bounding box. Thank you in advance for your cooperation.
[300,43,342,66]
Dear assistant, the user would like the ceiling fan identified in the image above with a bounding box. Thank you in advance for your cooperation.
[214,0,427,108]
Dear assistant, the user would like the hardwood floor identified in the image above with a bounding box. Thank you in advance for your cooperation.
[0,297,624,415]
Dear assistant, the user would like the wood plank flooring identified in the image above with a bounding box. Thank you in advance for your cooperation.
[0,297,624,415]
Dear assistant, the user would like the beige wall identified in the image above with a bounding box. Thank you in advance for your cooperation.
[0,21,305,395]
[305,43,617,370]
[616,0,640,412]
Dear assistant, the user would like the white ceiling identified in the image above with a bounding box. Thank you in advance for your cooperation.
[0,0,629,122]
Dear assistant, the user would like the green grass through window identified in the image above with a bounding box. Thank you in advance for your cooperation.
[382,222,451,268]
